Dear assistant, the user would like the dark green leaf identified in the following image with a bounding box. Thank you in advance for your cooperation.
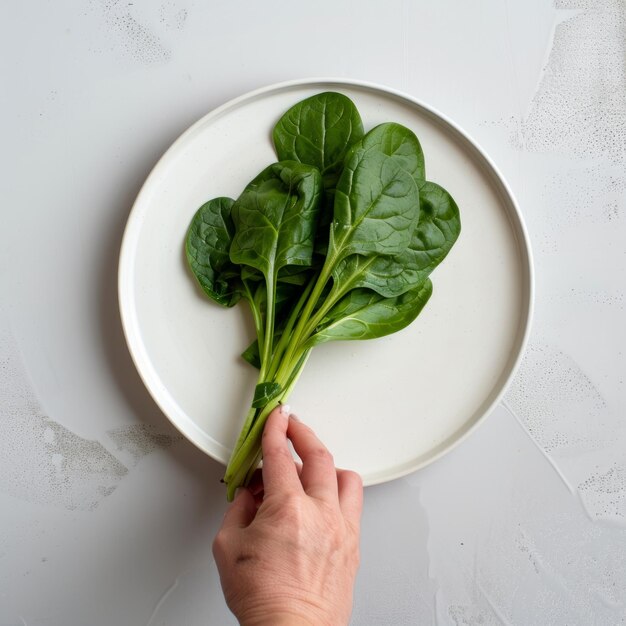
[357,122,425,182]
[185,197,240,307]
[273,92,365,194]
[405,180,461,281]
[230,161,323,278]
[328,127,421,262]
[241,339,261,369]
[331,181,460,297]
[306,280,433,346]
[278,264,313,286]
[252,382,282,408]
[242,259,316,287]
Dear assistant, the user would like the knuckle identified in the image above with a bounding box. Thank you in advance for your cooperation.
[278,492,306,524]
[345,470,363,488]
[263,446,294,467]
[263,442,290,458]
[309,445,334,464]
[281,490,304,512]
[212,529,228,558]
[328,529,345,553]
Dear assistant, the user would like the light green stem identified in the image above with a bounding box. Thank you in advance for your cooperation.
[258,273,276,381]
[266,275,316,381]
[228,405,257,463]
[243,279,264,358]
[224,350,311,501]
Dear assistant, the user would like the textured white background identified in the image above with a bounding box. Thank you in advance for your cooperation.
[1,1,625,624]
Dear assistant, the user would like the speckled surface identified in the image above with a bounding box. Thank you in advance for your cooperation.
[1,1,625,624]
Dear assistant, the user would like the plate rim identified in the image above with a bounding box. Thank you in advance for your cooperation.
[118,77,535,484]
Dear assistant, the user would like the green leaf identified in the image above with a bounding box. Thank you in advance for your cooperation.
[277,265,312,286]
[252,382,282,408]
[241,264,310,286]
[357,122,425,182]
[230,161,323,279]
[328,126,421,262]
[273,92,365,194]
[241,339,262,369]
[306,280,433,346]
[331,181,460,297]
[185,197,240,307]
[405,180,461,281]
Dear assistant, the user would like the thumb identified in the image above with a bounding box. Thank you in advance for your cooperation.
[221,487,257,529]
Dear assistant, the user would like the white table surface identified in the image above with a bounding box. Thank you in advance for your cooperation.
[2,1,625,625]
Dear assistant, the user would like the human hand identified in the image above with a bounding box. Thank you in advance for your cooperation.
[213,405,363,626]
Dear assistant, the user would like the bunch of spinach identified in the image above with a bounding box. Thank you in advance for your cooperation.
[185,92,461,500]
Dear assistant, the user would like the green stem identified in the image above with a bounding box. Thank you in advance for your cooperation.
[226,274,312,485]
[279,349,311,398]
[224,350,311,501]
[273,343,306,391]
[228,405,257,463]
[277,263,332,375]
[280,226,353,366]
[300,255,379,340]
[266,274,316,381]
[243,279,265,362]
[243,447,264,488]
[258,273,276,381]
[225,235,349,500]
[300,280,344,340]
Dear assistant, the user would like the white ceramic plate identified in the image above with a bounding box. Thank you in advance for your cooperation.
[119,79,533,485]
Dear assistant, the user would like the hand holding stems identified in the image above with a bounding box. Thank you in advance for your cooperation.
[213,405,363,626]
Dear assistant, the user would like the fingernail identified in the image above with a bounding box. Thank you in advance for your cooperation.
[289,413,300,422]
[279,403,291,416]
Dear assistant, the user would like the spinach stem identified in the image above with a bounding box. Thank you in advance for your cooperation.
[266,274,316,381]
[300,280,343,340]
[243,279,264,358]
[242,447,263,488]
[299,267,365,340]
[258,273,277,381]
[226,404,258,470]
[224,350,311,500]
[277,257,333,374]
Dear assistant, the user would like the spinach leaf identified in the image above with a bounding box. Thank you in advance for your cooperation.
[252,382,282,408]
[306,280,433,346]
[229,160,322,370]
[331,180,460,297]
[277,264,312,286]
[241,263,312,287]
[185,197,240,307]
[402,180,460,281]
[357,122,425,182]
[241,340,262,370]
[273,92,364,194]
[273,92,366,259]
[328,127,421,263]
[230,161,322,276]
[327,149,419,262]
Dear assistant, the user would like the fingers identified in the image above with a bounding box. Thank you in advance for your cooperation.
[262,406,361,519]
[261,405,301,496]
[337,469,363,528]
[221,487,257,529]
[287,416,338,502]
